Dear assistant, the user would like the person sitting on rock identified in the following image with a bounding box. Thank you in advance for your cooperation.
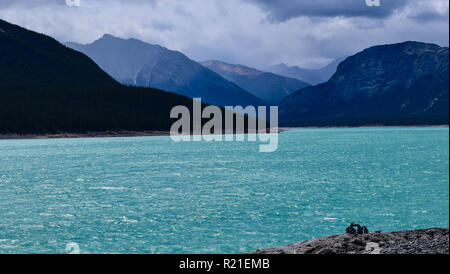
[346,223,357,235]
[362,226,369,234]
[346,223,370,235]
[357,224,364,234]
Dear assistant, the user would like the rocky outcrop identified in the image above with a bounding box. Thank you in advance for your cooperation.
[252,228,449,254]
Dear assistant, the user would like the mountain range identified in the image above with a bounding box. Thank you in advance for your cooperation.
[1,17,448,133]
[279,41,449,126]
[0,19,204,134]
[265,58,345,85]
[65,35,265,107]
[200,60,309,103]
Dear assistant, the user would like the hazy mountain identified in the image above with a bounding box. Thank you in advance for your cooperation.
[278,42,449,126]
[0,19,207,133]
[265,57,346,85]
[65,35,265,107]
[200,60,310,103]
[65,35,164,86]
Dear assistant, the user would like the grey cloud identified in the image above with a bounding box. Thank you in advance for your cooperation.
[405,0,449,22]
[245,0,411,21]
[0,0,448,69]
[0,0,158,8]
[410,11,449,22]
[0,0,62,7]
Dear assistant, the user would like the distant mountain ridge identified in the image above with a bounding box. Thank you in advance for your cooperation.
[265,57,345,85]
[65,35,265,107]
[200,60,310,103]
[279,41,449,126]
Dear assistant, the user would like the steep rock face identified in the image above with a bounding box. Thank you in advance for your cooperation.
[279,42,449,126]
[201,60,310,104]
[65,36,265,107]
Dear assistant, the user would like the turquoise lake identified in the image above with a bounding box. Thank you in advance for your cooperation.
[0,127,448,254]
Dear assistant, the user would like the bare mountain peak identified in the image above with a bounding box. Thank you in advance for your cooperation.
[65,35,264,106]
[201,60,310,103]
[279,63,297,69]
[101,33,116,39]
[201,60,263,77]
[265,58,346,85]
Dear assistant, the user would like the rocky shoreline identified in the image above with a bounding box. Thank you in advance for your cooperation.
[252,228,449,254]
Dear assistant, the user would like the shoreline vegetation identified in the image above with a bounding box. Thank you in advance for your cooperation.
[252,228,450,254]
[0,125,447,140]
[0,130,172,140]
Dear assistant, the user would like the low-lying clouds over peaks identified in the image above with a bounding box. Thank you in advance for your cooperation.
[0,0,448,69]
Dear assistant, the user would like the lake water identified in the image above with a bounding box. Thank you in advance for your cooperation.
[0,127,448,254]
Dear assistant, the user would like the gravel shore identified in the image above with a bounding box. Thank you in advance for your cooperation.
[252,228,449,254]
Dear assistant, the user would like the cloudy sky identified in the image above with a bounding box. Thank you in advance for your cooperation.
[0,0,448,69]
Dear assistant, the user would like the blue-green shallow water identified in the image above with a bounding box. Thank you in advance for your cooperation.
[0,127,448,254]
